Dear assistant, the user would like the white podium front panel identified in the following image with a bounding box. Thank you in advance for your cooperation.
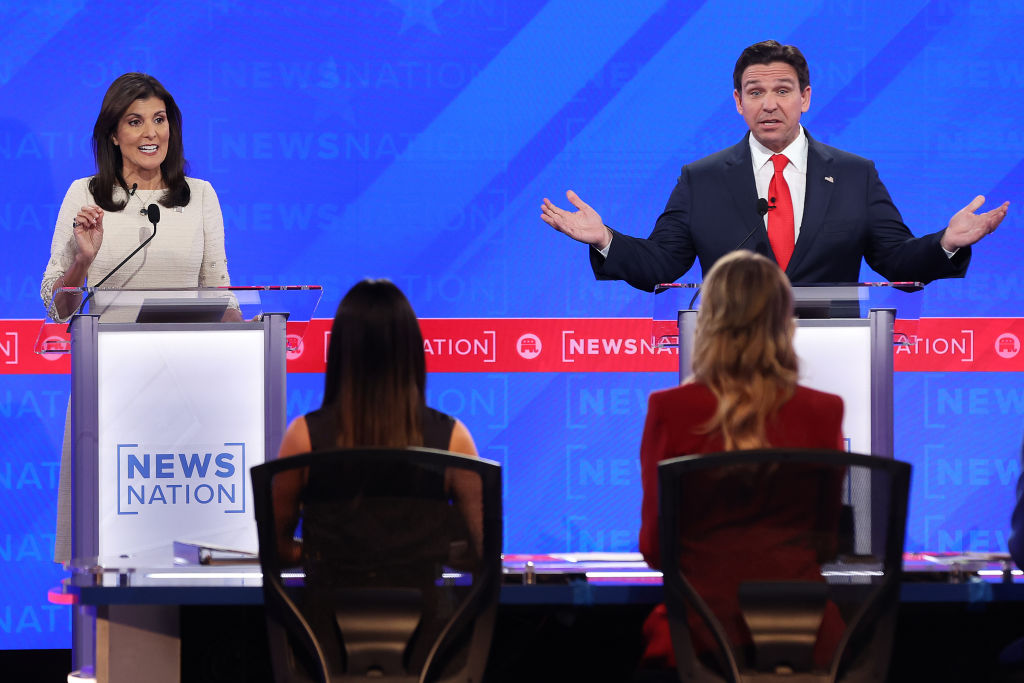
[793,323,872,455]
[676,310,892,458]
[96,328,265,560]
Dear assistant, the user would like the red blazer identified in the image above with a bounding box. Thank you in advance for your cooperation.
[638,382,845,670]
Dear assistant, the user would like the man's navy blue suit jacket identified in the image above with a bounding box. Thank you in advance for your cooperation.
[590,131,970,290]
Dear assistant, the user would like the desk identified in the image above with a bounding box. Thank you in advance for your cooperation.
[68,552,1024,604]
[60,553,1024,683]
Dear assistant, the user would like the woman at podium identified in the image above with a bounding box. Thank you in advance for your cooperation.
[635,251,847,679]
[40,72,235,323]
[39,72,237,563]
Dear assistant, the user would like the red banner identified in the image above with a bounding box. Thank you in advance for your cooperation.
[3,317,1023,374]
[285,318,679,373]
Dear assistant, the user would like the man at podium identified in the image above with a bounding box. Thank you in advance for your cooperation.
[541,40,1009,291]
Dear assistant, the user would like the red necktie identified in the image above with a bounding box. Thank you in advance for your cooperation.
[767,154,795,271]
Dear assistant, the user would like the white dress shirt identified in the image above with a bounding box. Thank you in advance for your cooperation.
[597,127,811,259]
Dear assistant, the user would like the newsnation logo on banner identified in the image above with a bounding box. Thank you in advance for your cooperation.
[116,442,247,515]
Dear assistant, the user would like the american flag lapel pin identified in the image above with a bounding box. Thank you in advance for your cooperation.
[824,176,834,183]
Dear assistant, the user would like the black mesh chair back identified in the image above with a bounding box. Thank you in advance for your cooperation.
[657,449,910,683]
[252,447,502,682]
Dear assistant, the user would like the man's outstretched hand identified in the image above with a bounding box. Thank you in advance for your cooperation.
[941,195,1010,252]
[541,190,611,250]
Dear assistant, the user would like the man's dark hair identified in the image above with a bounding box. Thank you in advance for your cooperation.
[733,40,810,93]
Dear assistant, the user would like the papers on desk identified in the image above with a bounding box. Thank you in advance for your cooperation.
[173,540,259,566]
[902,552,1017,582]
[915,552,1011,564]
[911,552,1011,571]
[500,552,654,584]
[548,552,646,563]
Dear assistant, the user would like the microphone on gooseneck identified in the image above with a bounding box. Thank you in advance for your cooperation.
[732,198,771,252]
[90,203,160,290]
[686,198,773,309]
[75,192,161,314]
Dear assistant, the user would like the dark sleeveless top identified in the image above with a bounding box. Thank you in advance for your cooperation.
[297,403,464,583]
[293,405,467,673]
[303,404,455,452]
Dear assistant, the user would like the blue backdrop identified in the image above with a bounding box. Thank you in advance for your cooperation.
[1,0,1022,649]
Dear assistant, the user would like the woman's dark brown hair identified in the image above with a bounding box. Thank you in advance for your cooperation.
[88,72,190,211]
[321,279,426,448]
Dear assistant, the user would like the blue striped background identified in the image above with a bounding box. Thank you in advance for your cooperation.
[1,0,1021,648]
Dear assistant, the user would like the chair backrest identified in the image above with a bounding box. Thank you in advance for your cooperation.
[251,447,502,682]
[657,449,910,683]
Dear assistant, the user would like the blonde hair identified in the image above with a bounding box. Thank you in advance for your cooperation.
[691,251,798,450]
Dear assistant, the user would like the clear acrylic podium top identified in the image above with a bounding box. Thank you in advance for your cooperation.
[652,281,925,321]
[36,285,323,354]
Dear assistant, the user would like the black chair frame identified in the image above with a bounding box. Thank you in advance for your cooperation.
[252,447,502,683]
[658,449,911,683]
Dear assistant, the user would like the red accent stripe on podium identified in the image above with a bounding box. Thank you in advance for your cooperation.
[47,586,77,605]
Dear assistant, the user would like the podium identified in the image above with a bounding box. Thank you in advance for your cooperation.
[655,282,921,458]
[39,285,321,683]
[656,283,922,562]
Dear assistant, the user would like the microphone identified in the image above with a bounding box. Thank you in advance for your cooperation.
[74,201,162,316]
[687,199,771,309]
[732,198,771,252]
[89,203,160,291]
[129,183,137,196]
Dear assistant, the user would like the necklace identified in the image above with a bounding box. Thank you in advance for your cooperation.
[132,186,166,216]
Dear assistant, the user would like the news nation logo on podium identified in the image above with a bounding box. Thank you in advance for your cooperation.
[116,443,248,514]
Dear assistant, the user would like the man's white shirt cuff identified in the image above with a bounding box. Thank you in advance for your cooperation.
[594,230,612,258]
